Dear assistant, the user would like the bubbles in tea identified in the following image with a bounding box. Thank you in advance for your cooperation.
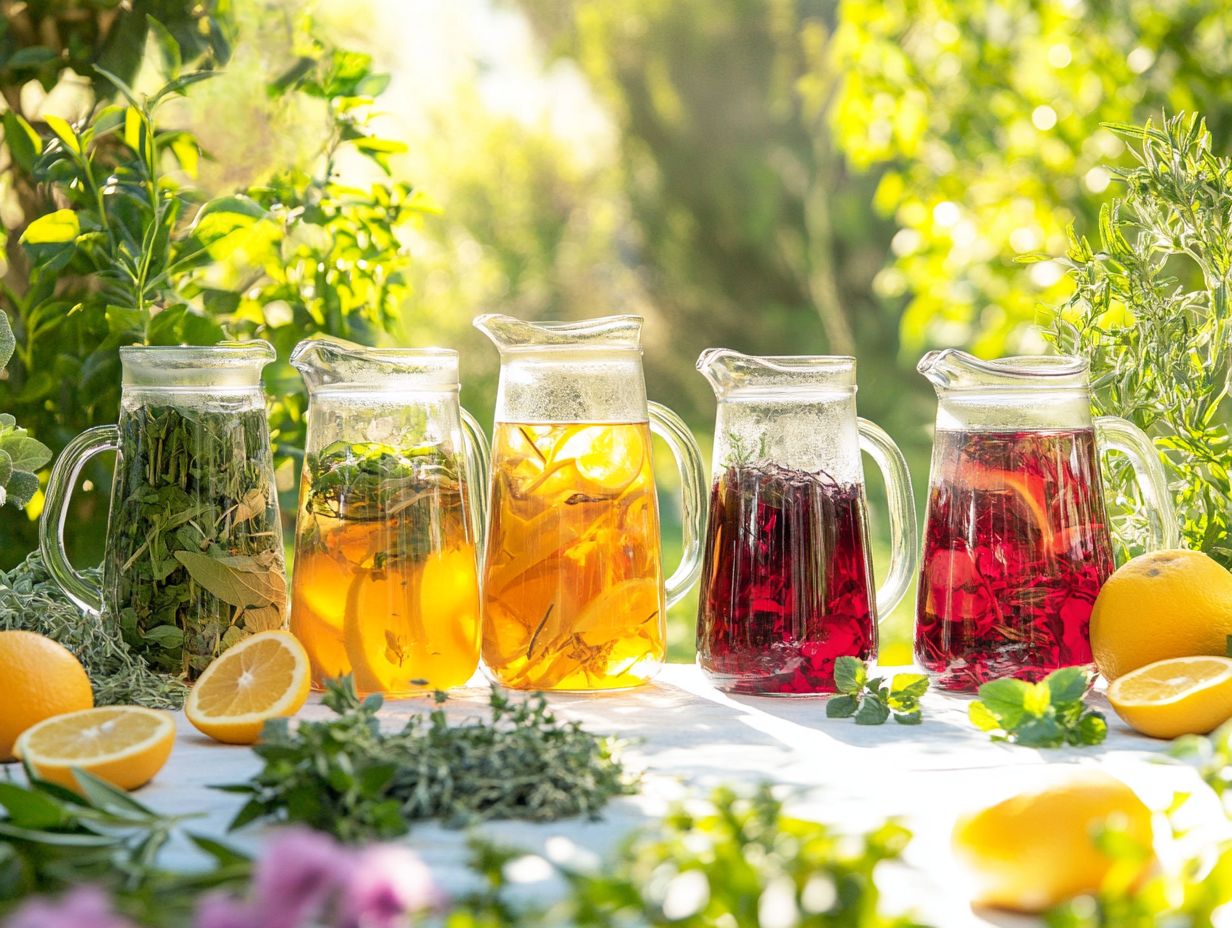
[915,428,1115,691]
[482,422,665,690]
[697,463,877,694]
[290,441,481,695]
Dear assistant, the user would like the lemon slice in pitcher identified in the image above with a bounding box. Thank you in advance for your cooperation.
[551,425,646,495]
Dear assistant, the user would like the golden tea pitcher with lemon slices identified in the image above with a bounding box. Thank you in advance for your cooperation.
[474,313,706,691]
[288,337,490,696]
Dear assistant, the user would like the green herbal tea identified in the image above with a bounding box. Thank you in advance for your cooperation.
[103,401,286,678]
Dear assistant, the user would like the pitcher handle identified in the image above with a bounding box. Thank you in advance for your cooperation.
[1094,416,1179,550]
[857,418,918,620]
[647,401,707,609]
[38,425,116,614]
[460,408,491,556]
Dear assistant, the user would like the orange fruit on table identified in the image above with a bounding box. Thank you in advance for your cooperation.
[1090,549,1232,681]
[952,771,1153,913]
[0,630,93,761]
[186,630,311,744]
[1107,655,1232,739]
[15,706,174,793]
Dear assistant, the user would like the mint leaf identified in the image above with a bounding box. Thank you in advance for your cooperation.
[854,697,891,725]
[1044,666,1089,704]
[833,656,866,694]
[826,695,859,719]
[969,670,1105,748]
[826,659,929,727]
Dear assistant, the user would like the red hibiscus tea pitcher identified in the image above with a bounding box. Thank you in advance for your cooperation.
[695,350,918,695]
[915,350,1177,692]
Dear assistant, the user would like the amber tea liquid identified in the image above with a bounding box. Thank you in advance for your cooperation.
[482,422,666,690]
[290,445,481,695]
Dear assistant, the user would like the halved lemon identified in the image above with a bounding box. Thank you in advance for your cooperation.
[15,706,175,793]
[550,425,646,495]
[1107,655,1232,739]
[186,630,311,744]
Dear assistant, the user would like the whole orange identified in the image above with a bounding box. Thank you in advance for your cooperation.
[0,630,94,760]
[1091,550,1232,681]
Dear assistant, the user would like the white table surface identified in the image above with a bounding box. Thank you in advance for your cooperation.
[110,663,1213,926]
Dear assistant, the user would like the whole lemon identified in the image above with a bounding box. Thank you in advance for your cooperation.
[1091,549,1232,681]
[953,772,1153,913]
[0,630,94,761]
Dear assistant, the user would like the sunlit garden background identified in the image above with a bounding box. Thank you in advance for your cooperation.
[3,0,1231,663]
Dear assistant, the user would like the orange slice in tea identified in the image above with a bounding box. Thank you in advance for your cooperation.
[958,465,1058,553]
[551,425,646,495]
[573,577,663,645]
[344,565,430,695]
[419,547,482,674]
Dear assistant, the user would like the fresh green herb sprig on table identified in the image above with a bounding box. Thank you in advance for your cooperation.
[969,667,1107,748]
[826,656,929,725]
[0,553,186,709]
[0,768,248,918]
[222,677,637,843]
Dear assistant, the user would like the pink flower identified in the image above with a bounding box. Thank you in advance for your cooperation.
[249,827,351,928]
[339,844,443,928]
[2,887,135,928]
[192,893,258,928]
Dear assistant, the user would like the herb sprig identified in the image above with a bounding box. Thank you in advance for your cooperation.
[223,677,636,842]
[1039,113,1232,563]
[969,667,1107,747]
[826,656,929,725]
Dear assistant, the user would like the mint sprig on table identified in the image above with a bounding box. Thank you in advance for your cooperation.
[826,656,929,725]
[969,666,1107,747]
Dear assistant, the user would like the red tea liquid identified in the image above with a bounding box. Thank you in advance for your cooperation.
[697,463,877,695]
[915,428,1115,691]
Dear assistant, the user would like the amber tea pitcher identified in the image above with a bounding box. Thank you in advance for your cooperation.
[916,349,1178,692]
[288,336,489,696]
[474,313,706,691]
[695,350,917,696]
[40,343,285,679]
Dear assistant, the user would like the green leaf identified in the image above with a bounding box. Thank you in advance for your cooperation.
[1075,712,1109,746]
[172,551,286,608]
[890,673,929,699]
[146,16,183,78]
[833,656,866,694]
[975,677,1030,726]
[1022,681,1052,716]
[0,431,51,472]
[854,697,891,725]
[3,111,42,172]
[0,310,14,370]
[826,695,859,718]
[893,710,922,725]
[1044,667,1089,705]
[0,782,67,829]
[42,114,80,154]
[5,470,39,507]
[968,700,1001,732]
[20,209,80,245]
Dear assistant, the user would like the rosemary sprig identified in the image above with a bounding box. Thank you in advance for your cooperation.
[221,677,637,842]
[1037,112,1232,564]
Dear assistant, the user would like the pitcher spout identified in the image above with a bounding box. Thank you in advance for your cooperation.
[917,348,1089,393]
[696,348,855,399]
[290,336,458,393]
[473,313,644,354]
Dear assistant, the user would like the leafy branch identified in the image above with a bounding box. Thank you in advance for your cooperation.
[1039,112,1232,563]
[0,310,49,508]
[826,656,929,725]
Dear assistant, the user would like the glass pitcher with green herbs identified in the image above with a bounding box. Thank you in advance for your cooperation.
[40,342,286,680]
[288,336,490,696]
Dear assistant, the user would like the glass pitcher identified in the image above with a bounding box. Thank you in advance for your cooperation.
[916,349,1178,691]
[694,350,918,695]
[40,342,285,680]
[474,313,706,692]
[288,336,490,696]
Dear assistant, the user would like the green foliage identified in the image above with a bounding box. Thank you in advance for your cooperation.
[0,310,49,508]
[969,667,1107,747]
[222,676,636,842]
[448,785,929,928]
[1042,113,1232,565]
[0,767,247,920]
[0,8,424,564]
[826,656,929,725]
[831,0,1232,356]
